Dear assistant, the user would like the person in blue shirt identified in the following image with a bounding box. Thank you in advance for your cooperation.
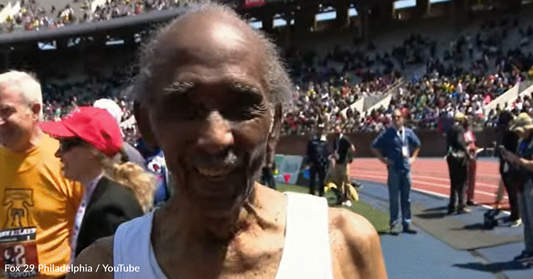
[371,108,421,234]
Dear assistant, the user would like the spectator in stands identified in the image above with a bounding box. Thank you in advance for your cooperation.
[502,113,533,267]
[372,108,421,234]
[40,106,154,259]
[0,70,83,278]
[69,3,387,279]
[446,112,471,215]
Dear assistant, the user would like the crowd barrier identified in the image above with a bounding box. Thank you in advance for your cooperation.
[277,127,500,158]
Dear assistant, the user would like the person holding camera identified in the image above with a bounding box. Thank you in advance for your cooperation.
[496,111,521,227]
[501,113,533,266]
[372,109,421,234]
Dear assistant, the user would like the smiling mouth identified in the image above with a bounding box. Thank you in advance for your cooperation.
[195,167,235,181]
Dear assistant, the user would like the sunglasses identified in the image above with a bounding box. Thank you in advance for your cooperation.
[59,138,86,153]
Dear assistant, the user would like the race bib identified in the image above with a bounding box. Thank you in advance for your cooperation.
[402,146,409,158]
[0,227,39,278]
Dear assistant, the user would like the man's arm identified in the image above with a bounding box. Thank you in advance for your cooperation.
[371,131,389,165]
[371,148,389,165]
[67,237,114,279]
[409,131,421,164]
[329,208,388,279]
[410,148,420,165]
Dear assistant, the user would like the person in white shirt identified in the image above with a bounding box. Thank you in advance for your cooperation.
[68,3,387,279]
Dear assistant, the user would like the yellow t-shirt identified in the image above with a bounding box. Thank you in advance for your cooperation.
[0,134,83,278]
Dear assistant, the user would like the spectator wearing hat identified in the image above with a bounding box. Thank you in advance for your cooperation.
[446,112,472,215]
[502,112,533,267]
[93,98,146,170]
[496,111,521,226]
[40,106,155,260]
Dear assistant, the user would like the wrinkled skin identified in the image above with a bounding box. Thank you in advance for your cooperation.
[69,8,387,279]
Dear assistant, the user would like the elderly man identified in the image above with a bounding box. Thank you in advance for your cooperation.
[70,3,387,279]
[0,70,83,278]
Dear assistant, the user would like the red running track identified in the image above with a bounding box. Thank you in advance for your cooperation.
[348,158,508,209]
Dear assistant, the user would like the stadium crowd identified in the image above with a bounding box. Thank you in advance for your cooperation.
[0,0,196,33]
[6,3,533,139]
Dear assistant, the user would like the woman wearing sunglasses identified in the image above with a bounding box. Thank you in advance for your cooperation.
[39,106,155,263]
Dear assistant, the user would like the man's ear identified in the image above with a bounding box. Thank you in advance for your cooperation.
[31,103,42,122]
[133,100,158,150]
[267,104,283,151]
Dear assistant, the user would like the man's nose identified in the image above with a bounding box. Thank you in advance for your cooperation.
[197,111,234,154]
[54,148,62,158]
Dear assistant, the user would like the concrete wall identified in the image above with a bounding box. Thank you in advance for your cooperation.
[519,81,533,98]
[484,83,519,115]
[277,127,500,158]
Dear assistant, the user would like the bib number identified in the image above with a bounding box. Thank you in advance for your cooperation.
[0,228,39,278]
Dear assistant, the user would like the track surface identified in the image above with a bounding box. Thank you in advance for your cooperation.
[349,158,508,209]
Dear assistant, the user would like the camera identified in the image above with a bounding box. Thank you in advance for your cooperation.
[495,145,508,158]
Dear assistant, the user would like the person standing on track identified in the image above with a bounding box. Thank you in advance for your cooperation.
[371,108,421,234]
[446,112,472,215]
[305,124,329,197]
[502,112,533,267]
[329,125,356,206]
[496,111,521,226]
[464,117,478,206]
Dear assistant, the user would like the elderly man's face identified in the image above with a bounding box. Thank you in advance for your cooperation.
[0,85,38,152]
[142,14,275,213]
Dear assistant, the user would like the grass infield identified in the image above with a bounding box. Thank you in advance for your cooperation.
[277,184,390,233]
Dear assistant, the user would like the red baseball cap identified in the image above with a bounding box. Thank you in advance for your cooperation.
[40,106,123,158]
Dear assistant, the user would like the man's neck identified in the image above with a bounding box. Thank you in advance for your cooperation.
[393,125,404,131]
[157,183,274,243]
[10,127,44,154]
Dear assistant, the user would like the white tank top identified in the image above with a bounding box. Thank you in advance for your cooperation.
[113,192,334,279]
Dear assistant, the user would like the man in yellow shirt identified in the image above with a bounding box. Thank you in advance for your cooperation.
[0,71,83,278]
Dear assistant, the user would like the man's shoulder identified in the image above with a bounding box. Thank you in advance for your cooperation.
[405,128,418,136]
[68,237,114,279]
[327,207,386,278]
[328,207,379,247]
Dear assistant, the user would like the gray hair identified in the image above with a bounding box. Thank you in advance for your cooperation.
[0,70,43,119]
[133,1,293,108]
